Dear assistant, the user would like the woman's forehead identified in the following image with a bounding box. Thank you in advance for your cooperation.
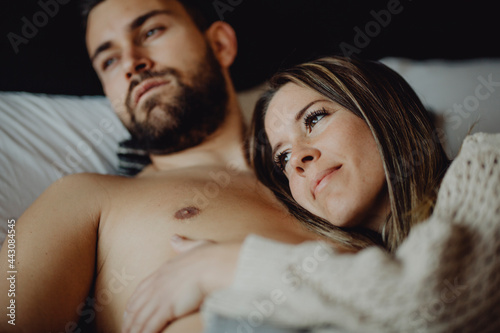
[264,83,326,130]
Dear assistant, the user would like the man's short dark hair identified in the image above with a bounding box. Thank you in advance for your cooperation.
[80,0,215,32]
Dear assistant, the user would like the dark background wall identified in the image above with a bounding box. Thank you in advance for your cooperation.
[1,0,498,95]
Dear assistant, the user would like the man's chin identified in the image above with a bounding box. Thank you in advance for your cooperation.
[131,100,178,132]
[148,106,178,126]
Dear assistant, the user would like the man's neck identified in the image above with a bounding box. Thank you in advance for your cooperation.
[148,91,248,172]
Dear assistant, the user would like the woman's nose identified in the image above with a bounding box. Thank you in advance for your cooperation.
[289,147,319,176]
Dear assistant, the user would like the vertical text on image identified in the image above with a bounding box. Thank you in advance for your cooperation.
[6,219,17,326]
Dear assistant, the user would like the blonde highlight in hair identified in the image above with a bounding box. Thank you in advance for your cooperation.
[247,56,450,252]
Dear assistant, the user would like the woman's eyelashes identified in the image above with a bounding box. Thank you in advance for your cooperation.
[273,108,330,172]
[274,150,291,172]
[304,108,329,133]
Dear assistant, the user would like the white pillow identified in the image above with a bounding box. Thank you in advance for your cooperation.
[381,57,500,157]
[0,92,129,245]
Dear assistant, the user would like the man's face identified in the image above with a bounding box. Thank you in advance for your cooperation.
[86,0,228,154]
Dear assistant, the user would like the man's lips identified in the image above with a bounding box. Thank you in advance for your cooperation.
[133,79,170,106]
[311,165,342,199]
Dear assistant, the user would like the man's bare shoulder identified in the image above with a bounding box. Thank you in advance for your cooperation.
[35,173,129,212]
[48,172,124,193]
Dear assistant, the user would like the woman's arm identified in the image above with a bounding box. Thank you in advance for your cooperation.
[122,239,240,333]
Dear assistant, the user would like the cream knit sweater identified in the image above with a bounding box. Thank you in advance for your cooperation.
[203,133,500,332]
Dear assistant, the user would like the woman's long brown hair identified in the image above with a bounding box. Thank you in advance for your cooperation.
[247,56,450,252]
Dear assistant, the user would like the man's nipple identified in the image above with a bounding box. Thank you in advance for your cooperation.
[174,206,201,220]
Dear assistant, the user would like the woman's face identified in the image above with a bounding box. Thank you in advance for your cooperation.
[264,83,389,231]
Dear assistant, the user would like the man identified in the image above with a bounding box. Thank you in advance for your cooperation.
[0,0,317,332]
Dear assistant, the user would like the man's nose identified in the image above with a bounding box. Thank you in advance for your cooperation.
[123,49,153,79]
[289,146,320,176]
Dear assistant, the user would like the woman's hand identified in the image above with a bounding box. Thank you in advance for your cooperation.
[122,235,241,333]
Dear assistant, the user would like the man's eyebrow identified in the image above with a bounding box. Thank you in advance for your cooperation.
[129,9,173,31]
[271,99,327,158]
[90,10,173,64]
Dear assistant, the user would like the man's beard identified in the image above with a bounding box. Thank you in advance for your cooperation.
[123,45,228,155]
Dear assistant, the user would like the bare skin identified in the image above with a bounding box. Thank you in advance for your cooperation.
[0,148,318,333]
[0,1,321,332]
[0,26,318,332]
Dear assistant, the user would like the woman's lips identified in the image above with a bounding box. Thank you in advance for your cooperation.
[311,165,342,199]
[133,79,170,106]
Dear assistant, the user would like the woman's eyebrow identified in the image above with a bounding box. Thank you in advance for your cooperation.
[294,100,328,121]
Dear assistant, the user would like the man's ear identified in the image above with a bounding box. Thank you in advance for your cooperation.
[205,21,238,68]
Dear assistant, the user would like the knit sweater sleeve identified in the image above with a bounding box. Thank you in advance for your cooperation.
[202,133,500,332]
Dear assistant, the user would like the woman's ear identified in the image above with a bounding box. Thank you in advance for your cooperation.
[205,21,238,68]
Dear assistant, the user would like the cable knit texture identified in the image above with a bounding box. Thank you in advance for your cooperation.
[202,133,500,332]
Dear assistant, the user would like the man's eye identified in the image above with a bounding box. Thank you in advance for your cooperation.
[304,108,329,133]
[274,150,291,172]
[146,28,158,38]
[102,57,116,70]
[144,27,165,39]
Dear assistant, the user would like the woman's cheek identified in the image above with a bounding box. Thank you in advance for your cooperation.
[289,179,313,212]
[288,178,302,202]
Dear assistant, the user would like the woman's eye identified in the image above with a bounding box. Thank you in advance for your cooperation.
[274,151,291,172]
[304,109,328,132]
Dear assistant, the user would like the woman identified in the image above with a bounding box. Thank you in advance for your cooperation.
[247,56,450,252]
[122,57,500,333]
